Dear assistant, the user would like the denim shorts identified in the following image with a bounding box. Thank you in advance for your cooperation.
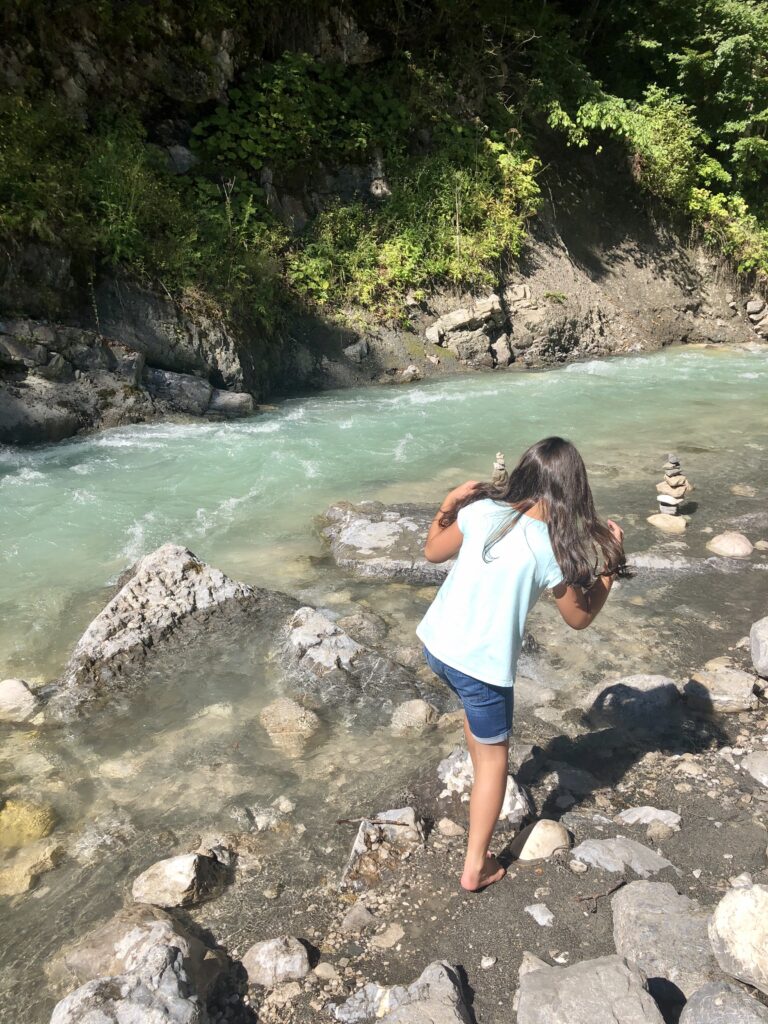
[423,647,513,744]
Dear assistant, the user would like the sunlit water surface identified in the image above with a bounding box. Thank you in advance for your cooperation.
[1,345,768,1022]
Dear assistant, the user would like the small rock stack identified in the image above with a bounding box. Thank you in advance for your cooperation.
[491,451,509,488]
[656,453,693,516]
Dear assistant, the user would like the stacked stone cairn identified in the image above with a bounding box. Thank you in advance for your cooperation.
[656,452,693,515]
[491,451,509,488]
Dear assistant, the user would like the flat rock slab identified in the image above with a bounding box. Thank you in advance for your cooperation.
[46,543,295,721]
[516,955,664,1024]
[611,881,718,1000]
[571,837,675,877]
[679,981,768,1023]
[615,807,681,831]
[320,501,451,584]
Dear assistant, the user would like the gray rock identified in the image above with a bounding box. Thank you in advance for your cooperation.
[132,851,230,908]
[320,501,451,584]
[709,884,768,994]
[391,699,439,736]
[684,658,759,713]
[337,610,388,646]
[679,980,768,1023]
[0,333,48,367]
[611,881,718,1000]
[570,837,675,877]
[340,901,376,934]
[0,678,39,723]
[437,745,531,828]
[428,295,505,343]
[516,955,664,1024]
[46,544,289,720]
[746,298,766,316]
[742,752,768,788]
[343,339,369,363]
[0,379,81,444]
[446,328,491,362]
[49,945,204,1024]
[46,904,227,999]
[332,961,470,1023]
[206,388,254,418]
[241,935,310,988]
[582,674,682,732]
[282,605,425,714]
[259,697,320,756]
[37,353,75,382]
[751,616,768,677]
[143,366,213,415]
[167,145,198,174]
[615,807,681,831]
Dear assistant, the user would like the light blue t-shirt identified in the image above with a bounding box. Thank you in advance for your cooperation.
[416,499,564,687]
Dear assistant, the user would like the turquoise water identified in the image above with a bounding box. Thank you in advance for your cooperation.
[1,344,768,1024]
[2,344,767,680]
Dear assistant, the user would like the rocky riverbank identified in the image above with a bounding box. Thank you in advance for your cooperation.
[2,494,768,1023]
[3,144,766,446]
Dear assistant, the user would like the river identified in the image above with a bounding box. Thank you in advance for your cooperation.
[1,345,767,1022]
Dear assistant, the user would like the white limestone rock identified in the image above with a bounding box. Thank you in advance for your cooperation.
[0,678,39,723]
[242,935,310,989]
[570,837,674,878]
[132,852,230,908]
[615,807,681,831]
[684,658,759,713]
[706,531,754,558]
[742,751,768,788]
[513,820,571,861]
[391,699,439,736]
[751,615,768,677]
[708,884,768,995]
[437,746,531,828]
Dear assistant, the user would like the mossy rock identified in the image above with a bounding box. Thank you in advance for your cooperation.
[0,799,56,849]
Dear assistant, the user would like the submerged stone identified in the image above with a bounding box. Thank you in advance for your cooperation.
[0,798,55,849]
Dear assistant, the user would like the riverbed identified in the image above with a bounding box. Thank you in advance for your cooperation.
[1,345,768,1023]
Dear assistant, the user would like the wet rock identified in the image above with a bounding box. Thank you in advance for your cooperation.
[391,699,439,736]
[331,960,470,1023]
[706,531,754,558]
[49,944,204,1024]
[0,798,55,849]
[570,837,674,877]
[206,388,254,418]
[611,881,718,1001]
[282,605,425,714]
[0,839,63,896]
[47,904,227,999]
[143,366,213,415]
[0,678,40,722]
[582,674,682,732]
[516,955,664,1024]
[320,501,449,584]
[679,980,768,1023]
[708,884,768,994]
[341,901,376,934]
[615,807,681,831]
[513,820,571,861]
[46,544,286,720]
[341,807,425,891]
[241,935,310,988]
[259,697,320,756]
[437,746,531,828]
[751,616,768,677]
[684,658,760,713]
[742,752,768,788]
[337,609,388,646]
[132,851,230,908]
[647,513,687,534]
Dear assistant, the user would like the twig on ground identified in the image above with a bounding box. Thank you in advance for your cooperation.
[575,877,627,913]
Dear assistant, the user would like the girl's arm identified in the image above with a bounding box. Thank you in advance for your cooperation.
[552,518,623,630]
[423,480,478,563]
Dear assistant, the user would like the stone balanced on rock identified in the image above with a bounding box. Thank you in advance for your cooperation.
[656,452,694,515]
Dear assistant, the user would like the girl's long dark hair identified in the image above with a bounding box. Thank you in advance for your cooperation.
[440,436,629,588]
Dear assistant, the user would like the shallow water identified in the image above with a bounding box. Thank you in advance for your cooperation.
[2,345,768,1022]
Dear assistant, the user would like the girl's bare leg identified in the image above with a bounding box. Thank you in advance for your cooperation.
[460,714,508,891]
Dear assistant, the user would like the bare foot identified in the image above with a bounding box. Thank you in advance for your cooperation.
[460,854,506,892]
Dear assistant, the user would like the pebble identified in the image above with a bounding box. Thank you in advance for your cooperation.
[569,860,588,874]
[370,923,404,950]
[437,818,466,838]
[525,903,554,927]
[480,956,497,970]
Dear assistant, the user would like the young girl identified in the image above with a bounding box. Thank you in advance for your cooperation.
[417,436,626,892]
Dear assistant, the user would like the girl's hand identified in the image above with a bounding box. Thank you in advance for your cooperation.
[606,518,624,543]
[444,480,480,508]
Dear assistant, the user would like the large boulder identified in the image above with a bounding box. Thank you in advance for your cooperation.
[611,881,719,1002]
[516,955,664,1024]
[679,981,768,1023]
[319,501,450,584]
[706,531,754,558]
[49,945,204,1024]
[751,616,768,677]
[708,884,768,994]
[46,544,294,720]
[46,904,227,1000]
[142,366,213,415]
[282,606,428,715]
